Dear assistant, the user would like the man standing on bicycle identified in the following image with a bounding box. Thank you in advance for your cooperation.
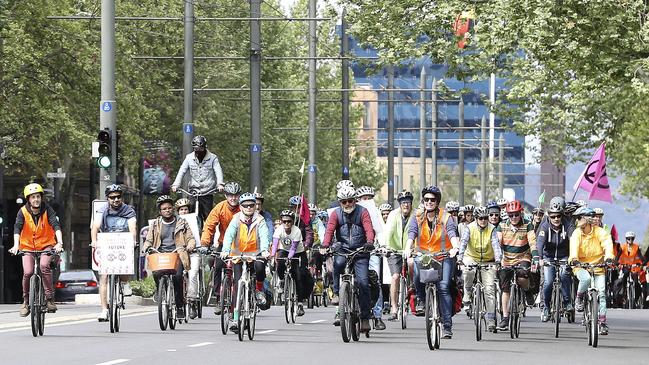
[171,135,224,223]
[613,231,644,307]
[536,198,575,322]
[321,185,375,332]
[380,190,415,322]
[272,210,308,316]
[569,207,614,335]
[219,192,271,333]
[404,185,460,339]
[496,200,539,331]
[201,181,241,314]
[143,196,196,319]
[9,183,64,316]
[458,206,502,332]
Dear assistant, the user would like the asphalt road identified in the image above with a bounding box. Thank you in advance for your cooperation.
[0,303,647,365]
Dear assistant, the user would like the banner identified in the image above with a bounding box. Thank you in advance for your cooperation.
[573,142,612,203]
[142,143,174,195]
[95,232,135,275]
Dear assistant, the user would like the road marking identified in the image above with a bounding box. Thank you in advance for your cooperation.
[0,308,155,330]
[294,323,303,326]
[0,311,156,334]
[309,319,326,323]
[256,329,277,334]
[188,342,213,348]
[95,359,130,365]
[167,349,177,352]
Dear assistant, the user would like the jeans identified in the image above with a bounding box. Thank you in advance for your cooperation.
[543,263,572,309]
[575,269,607,317]
[414,256,456,330]
[187,252,202,300]
[369,255,383,319]
[153,261,186,309]
[22,252,54,301]
[462,256,497,319]
[333,254,371,320]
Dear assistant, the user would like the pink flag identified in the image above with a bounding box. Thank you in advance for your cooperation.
[573,142,612,203]
[298,194,311,226]
[610,224,618,242]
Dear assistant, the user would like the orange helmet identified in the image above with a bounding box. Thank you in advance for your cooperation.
[505,200,523,213]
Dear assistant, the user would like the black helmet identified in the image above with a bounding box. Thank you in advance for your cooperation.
[397,190,414,203]
[191,135,207,148]
[279,210,295,219]
[223,181,241,195]
[254,192,264,201]
[564,201,579,215]
[105,184,123,197]
[421,185,442,202]
[474,206,488,218]
[156,195,174,208]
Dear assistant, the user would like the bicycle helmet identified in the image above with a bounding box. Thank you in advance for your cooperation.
[505,200,523,213]
[549,196,565,210]
[396,190,414,203]
[289,195,302,206]
[279,209,295,219]
[500,210,509,220]
[532,207,545,215]
[547,200,564,214]
[308,203,318,212]
[625,231,636,239]
[563,201,579,215]
[317,210,329,221]
[593,207,604,216]
[23,183,44,198]
[239,192,256,205]
[104,184,123,197]
[191,135,207,148]
[174,198,191,209]
[459,206,467,213]
[337,186,356,201]
[379,203,393,212]
[575,199,588,207]
[336,179,354,191]
[355,186,375,198]
[474,206,488,218]
[463,204,475,213]
[254,192,264,201]
[445,201,460,212]
[573,206,595,217]
[156,195,174,208]
[223,181,241,195]
[496,198,508,206]
[486,200,499,210]
[421,185,442,202]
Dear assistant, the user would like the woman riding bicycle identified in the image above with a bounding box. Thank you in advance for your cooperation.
[143,195,196,319]
[9,183,64,316]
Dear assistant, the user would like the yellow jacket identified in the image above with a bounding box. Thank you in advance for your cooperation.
[568,225,614,275]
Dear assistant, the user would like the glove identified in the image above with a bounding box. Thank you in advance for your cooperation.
[570,259,579,267]
[220,251,229,260]
[364,243,375,252]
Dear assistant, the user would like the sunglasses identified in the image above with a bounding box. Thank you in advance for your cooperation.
[282,220,293,224]
[241,203,255,208]
[477,216,488,220]
[508,213,521,218]
[340,199,355,205]
[423,197,437,203]
[489,213,499,217]
[549,215,562,219]
[107,195,122,200]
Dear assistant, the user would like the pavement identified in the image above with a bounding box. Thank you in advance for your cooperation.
[0,302,648,365]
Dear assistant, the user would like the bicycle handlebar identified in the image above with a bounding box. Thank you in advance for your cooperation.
[543,259,569,267]
[176,187,218,197]
[16,249,57,256]
[146,247,184,254]
[225,254,265,263]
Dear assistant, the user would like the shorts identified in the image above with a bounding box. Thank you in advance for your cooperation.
[499,261,531,293]
[387,254,403,276]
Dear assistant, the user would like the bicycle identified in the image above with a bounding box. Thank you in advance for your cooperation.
[107,271,126,333]
[465,262,499,341]
[501,263,529,339]
[229,255,263,341]
[148,248,187,331]
[276,255,301,324]
[338,246,372,343]
[544,259,573,338]
[188,248,210,319]
[622,264,642,309]
[379,248,411,330]
[176,187,217,232]
[572,262,607,348]
[17,249,57,337]
[416,251,449,350]
[219,256,234,335]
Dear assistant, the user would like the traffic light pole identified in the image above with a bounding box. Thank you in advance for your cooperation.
[182,0,194,157]
[99,0,117,197]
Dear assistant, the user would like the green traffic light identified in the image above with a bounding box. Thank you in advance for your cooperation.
[97,155,112,168]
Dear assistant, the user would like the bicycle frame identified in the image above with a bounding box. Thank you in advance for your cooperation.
[466,262,499,340]
[544,259,571,337]
[337,246,370,343]
[573,262,606,348]
[19,250,55,337]
[276,256,301,324]
[229,255,262,341]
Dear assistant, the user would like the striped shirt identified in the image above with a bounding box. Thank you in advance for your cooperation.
[496,219,539,266]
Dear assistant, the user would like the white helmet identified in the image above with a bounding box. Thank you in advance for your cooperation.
[308,203,318,212]
[336,180,354,190]
[355,186,375,198]
[576,200,588,207]
[496,198,508,206]
[625,231,636,239]
[337,186,356,201]
[379,203,392,212]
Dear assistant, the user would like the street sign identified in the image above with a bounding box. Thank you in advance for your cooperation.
[309,165,316,173]
[342,166,349,175]
[101,101,113,112]
[251,144,262,153]
[183,123,193,134]
[46,172,66,179]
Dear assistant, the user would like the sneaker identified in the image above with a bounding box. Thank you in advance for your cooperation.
[255,290,267,307]
[565,303,574,312]
[525,291,536,306]
[575,296,584,312]
[360,319,371,333]
[487,320,496,332]
[541,307,550,322]
[229,322,239,334]
[189,303,197,319]
[415,298,425,313]
[442,328,453,339]
[19,301,29,317]
[214,306,222,315]
[46,299,57,312]
[331,294,339,305]
[177,307,185,319]
[333,312,340,326]
[599,322,609,335]
[462,301,471,312]
[122,282,133,296]
[497,317,509,330]
[297,303,305,317]
[97,308,109,322]
[387,312,398,321]
[373,318,386,330]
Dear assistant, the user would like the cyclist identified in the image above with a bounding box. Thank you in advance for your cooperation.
[536,199,575,322]
[329,179,355,208]
[201,181,241,315]
[321,185,375,332]
[175,198,191,215]
[220,192,271,333]
[143,195,195,318]
[532,207,544,234]
[379,203,393,223]
[9,183,64,316]
[271,210,308,316]
[496,200,539,331]
[404,185,459,339]
[496,198,508,211]
[458,206,502,331]
[613,231,644,306]
[90,184,137,322]
[380,190,414,321]
[254,192,274,238]
[317,210,329,225]
[445,201,460,223]
[486,201,501,226]
[458,204,475,238]
[175,197,203,318]
[171,135,225,222]
[592,208,609,232]
[569,207,614,335]
[288,196,314,249]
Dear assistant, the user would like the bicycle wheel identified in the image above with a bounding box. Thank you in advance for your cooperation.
[158,276,169,331]
[628,281,635,309]
[590,291,599,348]
[290,278,297,323]
[339,281,351,343]
[425,287,435,350]
[509,284,518,339]
[515,288,522,338]
[492,283,499,333]
[38,279,45,336]
[220,274,231,335]
[113,281,122,332]
[247,283,257,340]
[284,275,292,324]
[553,283,561,338]
[237,281,245,342]
[169,280,177,330]
[399,276,407,329]
[29,275,39,337]
[198,268,204,318]
[350,290,360,342]
[109,275,117,333]
[474,285,482,341]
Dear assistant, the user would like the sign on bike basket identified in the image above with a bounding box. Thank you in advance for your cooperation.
[96,233,135,275]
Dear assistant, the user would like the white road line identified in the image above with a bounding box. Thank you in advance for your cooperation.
[167,349,177,352]
[188,342,214,348]
[256,330,277,334]
[309,319,326,323]
[95,359,130,365]
[293,323,303,326]
[0,311,156,334]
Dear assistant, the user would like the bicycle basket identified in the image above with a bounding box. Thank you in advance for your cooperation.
[147,252,180,274]
[418,257,443,284]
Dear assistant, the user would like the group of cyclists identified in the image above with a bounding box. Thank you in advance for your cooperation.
[10,134,649,344]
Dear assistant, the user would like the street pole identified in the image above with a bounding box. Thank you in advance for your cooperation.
[398,144,404,195]
[99,0,117,197]
[431,78,438,186]
[419,67,426,190]
[499,133,505,197]
[341,8,350,180]
[182,0,194,157]
[307,0,317,203]
[480,115,487,205]
[458,98,465,206]
[489,73,496,162]
[387,66,395,205]
[250,0,262,192]
[0,143,4,303]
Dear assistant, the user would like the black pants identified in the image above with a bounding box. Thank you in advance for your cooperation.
[153,261,185,309]
[232,259,267,304]
[190,194,214,226]
[276,251,309,301]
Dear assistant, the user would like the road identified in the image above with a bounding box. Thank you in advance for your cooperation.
[0,303,647,365]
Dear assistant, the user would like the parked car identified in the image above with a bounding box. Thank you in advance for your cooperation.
[55,270,99,302]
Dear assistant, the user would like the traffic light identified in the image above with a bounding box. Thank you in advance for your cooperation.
[96,128,112,168]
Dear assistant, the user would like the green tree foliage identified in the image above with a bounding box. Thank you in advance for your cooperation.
[339,0,649,199]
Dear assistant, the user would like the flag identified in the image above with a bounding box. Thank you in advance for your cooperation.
[298,159,306,174]
[298,194,311,226]
[538,190,546,205]
[611,224,618,243]
[572,142,612,203]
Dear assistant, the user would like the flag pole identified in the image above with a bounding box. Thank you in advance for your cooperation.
[296,158,306,226]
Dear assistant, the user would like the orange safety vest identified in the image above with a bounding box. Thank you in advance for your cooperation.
[619,243,642,273]
[18,206,56,251]
[416,208,450,253]
[231,219,261,255]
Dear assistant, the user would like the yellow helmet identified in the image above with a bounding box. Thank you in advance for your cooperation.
[24,183,44,198]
